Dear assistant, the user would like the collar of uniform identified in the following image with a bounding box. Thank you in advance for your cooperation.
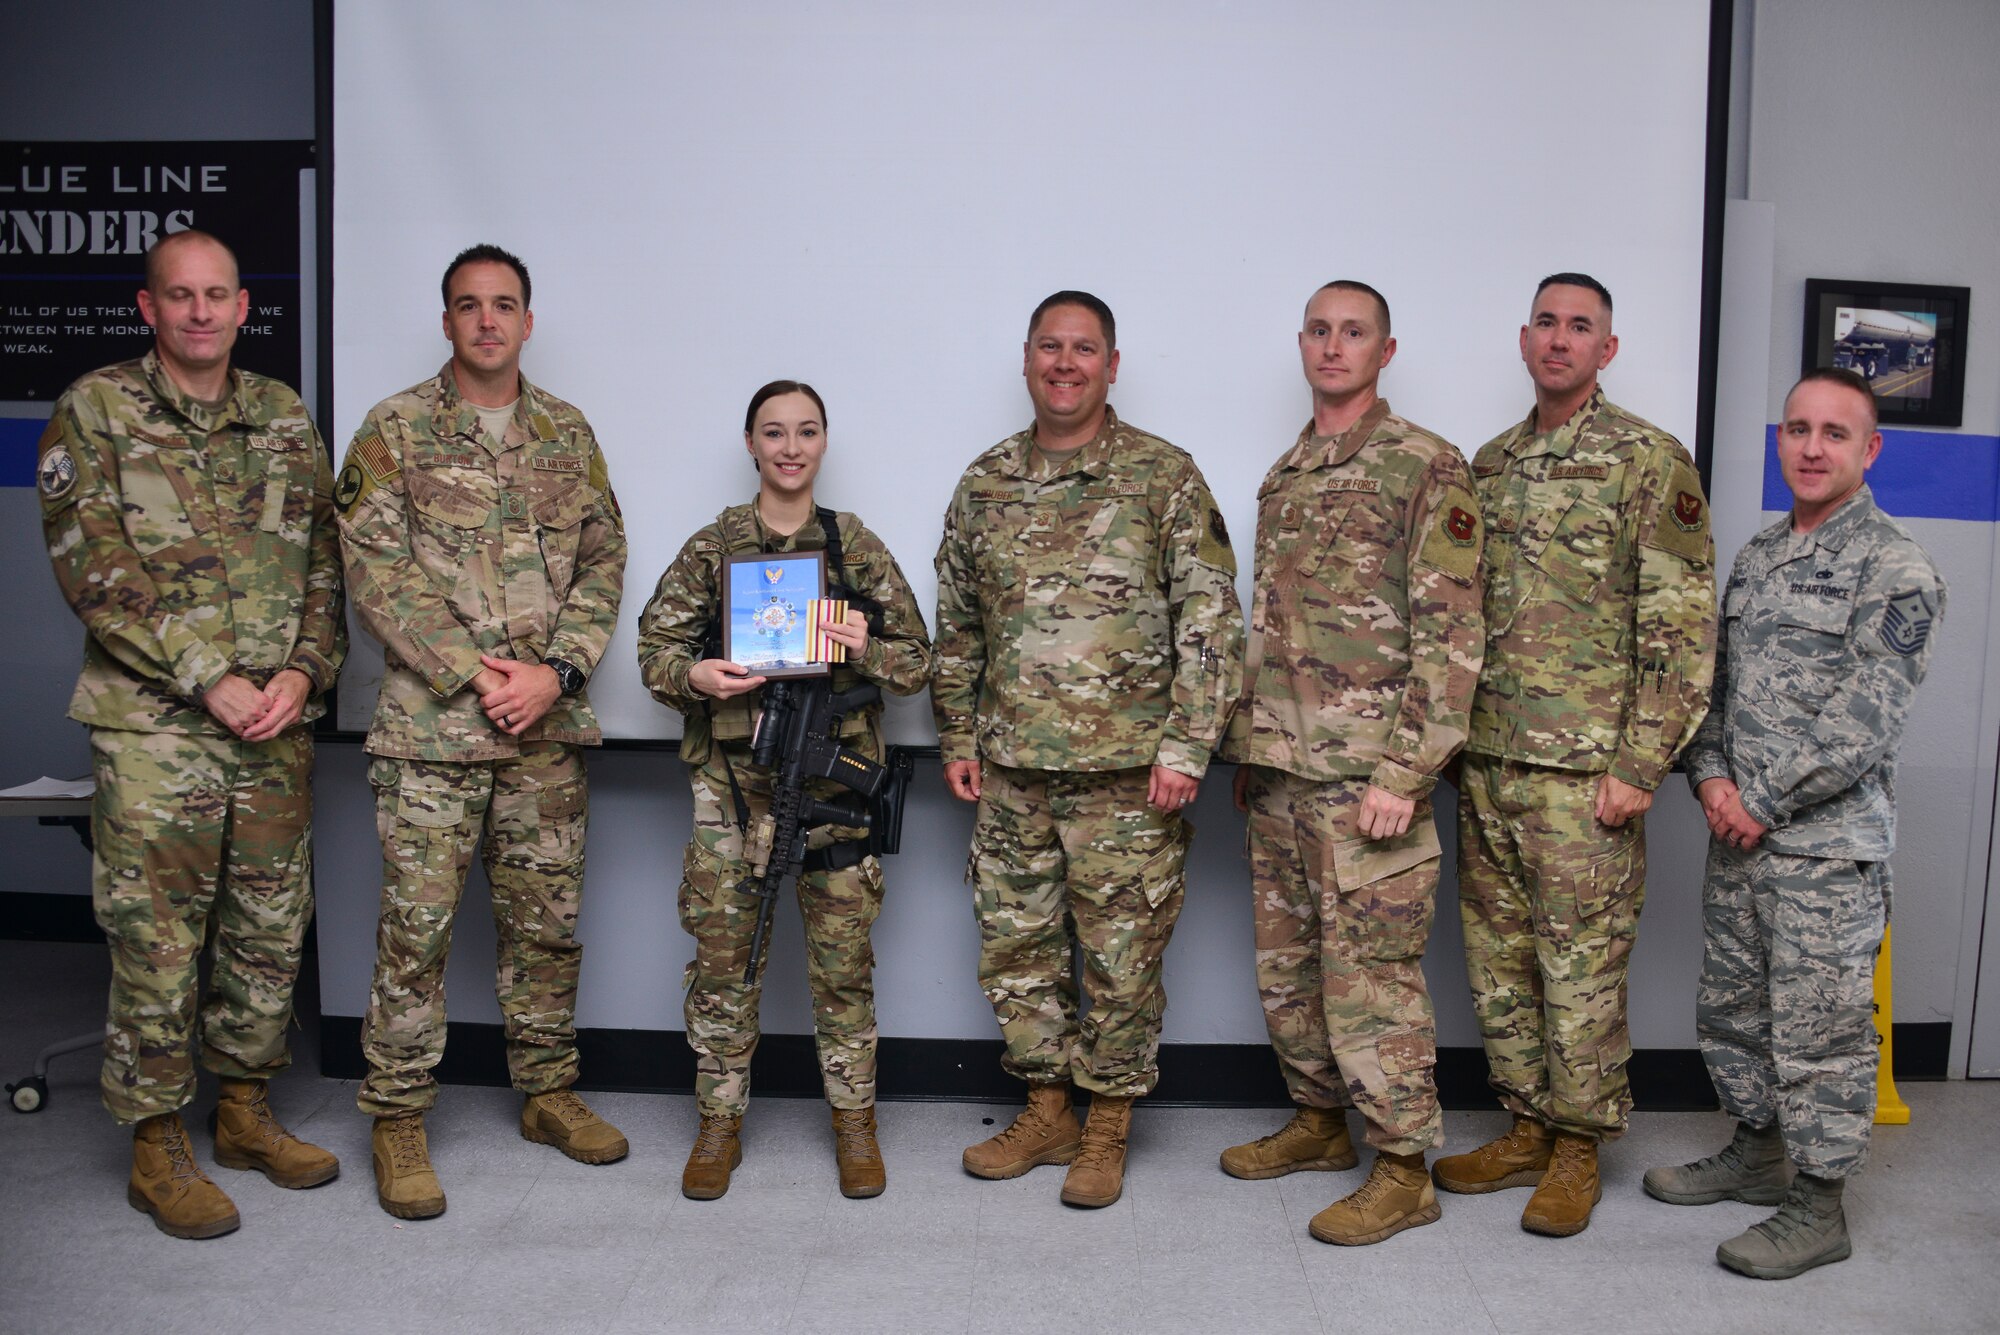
[1506,386,1604,460]
[140,348,249,434]
[1795,484,1878,555]
[1286,398,1392,473]
[1005,405,1119,483]
[749,498,826,554]
[432,363,557,453]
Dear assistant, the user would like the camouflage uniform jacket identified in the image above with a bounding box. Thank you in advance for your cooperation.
[932,407,1245,776]
[337,364,625,761]
[1467,389,1716,788]
[635,502,935,764]
[39,350,346,734]
[1684,485,1943,860]
[1219,400,1485,799]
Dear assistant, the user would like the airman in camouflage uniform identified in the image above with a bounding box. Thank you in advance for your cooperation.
[1647,369,1943,1279]
[338,245,628,1219]
[1435,274,1715,1238]
[637,379,933,1201]
[1216,283,1484,1246]
[935,292,1245,1208]
[39,230,346,1239]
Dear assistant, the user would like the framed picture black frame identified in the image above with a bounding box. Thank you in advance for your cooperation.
[1801,278,1970,427]
[721,550,830,680]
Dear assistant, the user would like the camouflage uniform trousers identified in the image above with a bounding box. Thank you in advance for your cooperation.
[678,737,886,1118]
[358,741,588,1117]
[971,761,1189,1098]
[1245,767,1443,1154]
[88,727,315,1125]
[1456,754,1646,1140]
[1696,842,1887,1179]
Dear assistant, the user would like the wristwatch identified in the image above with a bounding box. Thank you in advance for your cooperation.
[544,657,586,697]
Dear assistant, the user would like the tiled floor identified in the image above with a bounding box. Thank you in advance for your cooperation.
[3,939,1996,1334]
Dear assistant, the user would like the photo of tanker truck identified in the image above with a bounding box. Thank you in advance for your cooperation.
[1833,307,1937,381]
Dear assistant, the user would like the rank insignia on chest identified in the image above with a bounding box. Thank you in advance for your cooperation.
[1880,590,1935,657]
[1672,490,1704,531]
[1446,506,1478,544]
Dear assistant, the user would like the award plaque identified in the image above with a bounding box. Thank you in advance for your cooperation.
[722,551,830,678]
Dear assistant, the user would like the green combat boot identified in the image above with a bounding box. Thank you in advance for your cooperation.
[212,1078,340,1188]
[1644,1121,1791,1206]
[1220,1106,1358,1180]
[372,1113,446,1220]
[129,1113,240,1239]
[1717,1173,1851,1279]
[521,1089,629,1164]
[1308,1151,1440,1246]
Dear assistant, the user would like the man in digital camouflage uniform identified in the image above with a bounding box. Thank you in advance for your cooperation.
[1645,368,1942,1279]
[1217,281,1484,1245]
[337,244,627,1219]
[39,230,346,1239]
[934,290,1244,1208]
[1433,273,1715,1236]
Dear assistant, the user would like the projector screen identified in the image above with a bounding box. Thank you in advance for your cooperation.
[333,0,1715,741]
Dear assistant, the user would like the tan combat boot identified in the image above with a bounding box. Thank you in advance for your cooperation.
[682,1114,743,1200]
[831,1106,886,1199]
[521,1088,629,1165]
[1432,1115,1553,1194]
[212,1078,340,1188]
[1521,1131,1601,1236]
[1716,1172,1851,1279]
[962,1082,1082,1179]
[372,1113,446,1220]
[1308,1151,1441,1246]
[1220,1106,1357,1180]
[1060,1094,1134,1209]
[129,1112,240,1239]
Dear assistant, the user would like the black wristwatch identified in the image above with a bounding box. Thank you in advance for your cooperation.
[544,657,586,697]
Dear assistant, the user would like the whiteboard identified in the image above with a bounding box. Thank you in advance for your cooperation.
[333,0,1714,741]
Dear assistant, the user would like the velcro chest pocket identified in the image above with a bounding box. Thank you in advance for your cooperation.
[410,472,493,530]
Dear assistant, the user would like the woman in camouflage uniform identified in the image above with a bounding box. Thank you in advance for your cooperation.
[637,381,933,1201]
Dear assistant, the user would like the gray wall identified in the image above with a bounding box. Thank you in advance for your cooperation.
[7,0,1994,1073]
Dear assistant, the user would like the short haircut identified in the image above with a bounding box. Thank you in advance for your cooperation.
[1028,290,1116,350]
[144,229,239,291]
[744,379,827,435]
[442,243,531,310]
[1535,271,1613,314]
[1311,280,1392,337]
[1792,366,1879,431]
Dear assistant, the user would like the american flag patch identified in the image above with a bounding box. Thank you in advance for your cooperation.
[808,599,849,663]
[354,432,399,481]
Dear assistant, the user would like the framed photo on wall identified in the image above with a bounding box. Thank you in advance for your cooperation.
[722,551,830,679]
[1802,279,1970,427]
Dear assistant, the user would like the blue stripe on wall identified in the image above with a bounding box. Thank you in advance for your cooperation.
[1764,425,2000,522]
[0,416,51,487]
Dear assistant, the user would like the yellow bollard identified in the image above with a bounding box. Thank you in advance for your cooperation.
[1873,923,1911,1125]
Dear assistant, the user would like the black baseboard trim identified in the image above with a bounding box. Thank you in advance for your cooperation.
[0,891,101,943]
[324,1017,1965,1108]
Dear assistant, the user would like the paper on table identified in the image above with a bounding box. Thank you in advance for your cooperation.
[0,776,96,800]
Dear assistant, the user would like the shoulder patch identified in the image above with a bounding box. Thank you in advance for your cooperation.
[335,461,372,517]
[36,420,78,510]
[1198,505,1236,575]
[352,432,399,484]
[1644,455,1711,565]
[1414,485,1482,585]
[1879,589,1935,657]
